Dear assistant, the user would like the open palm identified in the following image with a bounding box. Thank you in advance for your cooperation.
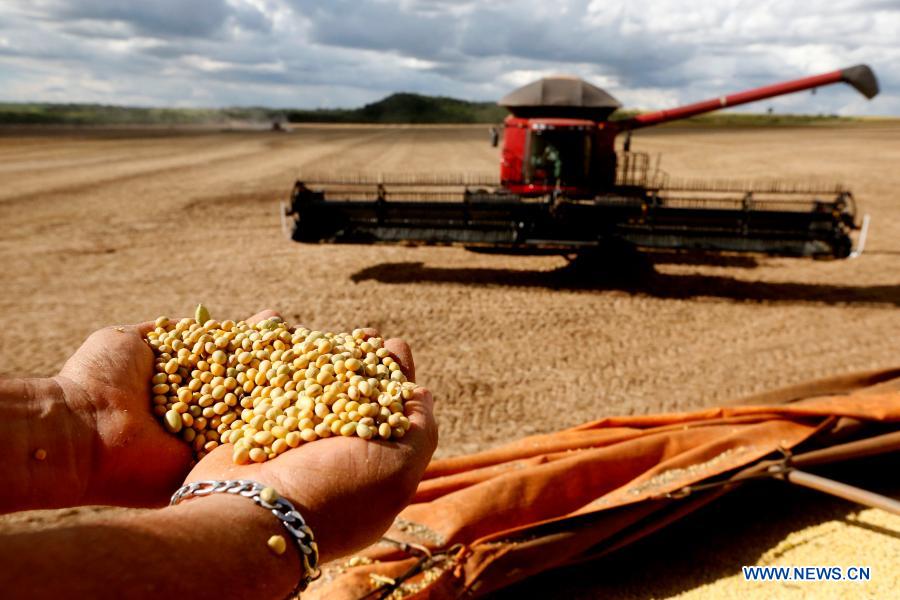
[185,334,437,562]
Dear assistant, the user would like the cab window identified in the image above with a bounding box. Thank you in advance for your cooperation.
[525,128,592,186]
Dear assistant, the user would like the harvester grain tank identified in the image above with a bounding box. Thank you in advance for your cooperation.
[284,65,878,261]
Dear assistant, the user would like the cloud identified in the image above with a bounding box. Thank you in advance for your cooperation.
[296,0,458,59]
[39,0,235,38]
[0,0,896,115]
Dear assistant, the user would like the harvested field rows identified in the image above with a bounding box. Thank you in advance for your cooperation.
[1,124,898,596]
[2,124,898,456]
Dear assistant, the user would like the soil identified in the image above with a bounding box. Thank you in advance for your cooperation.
[1,123,898,597]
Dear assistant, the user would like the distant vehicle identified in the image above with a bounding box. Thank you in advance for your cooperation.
[271,113,290,132]
[283,65,878,262]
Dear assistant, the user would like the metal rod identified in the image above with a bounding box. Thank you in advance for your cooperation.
[790,430,900,469]
[779,469,900,516]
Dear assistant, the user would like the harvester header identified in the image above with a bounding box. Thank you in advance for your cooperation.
[284,64,878,265]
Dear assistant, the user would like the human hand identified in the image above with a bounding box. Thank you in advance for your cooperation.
[56,322,193,506]
[185,311,438,562]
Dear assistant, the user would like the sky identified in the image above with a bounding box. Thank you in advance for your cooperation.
[0,0,897,115]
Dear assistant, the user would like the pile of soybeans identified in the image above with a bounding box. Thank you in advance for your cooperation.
[145,305,415,464]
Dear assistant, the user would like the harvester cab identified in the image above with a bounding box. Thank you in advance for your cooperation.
[284,64,878,262]
[498,76,621,197]
[501,118,613,196]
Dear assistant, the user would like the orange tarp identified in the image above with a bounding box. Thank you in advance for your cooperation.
[307,368,900,599]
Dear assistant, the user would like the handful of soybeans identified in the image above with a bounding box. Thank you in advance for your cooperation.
[146,305,415,464]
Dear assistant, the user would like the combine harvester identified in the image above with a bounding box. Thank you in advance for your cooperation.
[283,65,878,264]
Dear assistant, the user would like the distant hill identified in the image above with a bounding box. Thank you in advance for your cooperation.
[0,94,507,126]
[285,93,507,124]
[0,94,866,127]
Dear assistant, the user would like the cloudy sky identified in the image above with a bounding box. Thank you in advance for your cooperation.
[0,0,897,114]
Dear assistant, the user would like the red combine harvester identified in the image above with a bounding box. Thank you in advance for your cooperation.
[284,65,878,261]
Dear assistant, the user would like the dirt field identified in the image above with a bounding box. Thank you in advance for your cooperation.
[1,123,898,596]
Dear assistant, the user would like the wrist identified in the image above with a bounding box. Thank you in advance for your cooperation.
[0,377,96,512]
[166,492,305,598]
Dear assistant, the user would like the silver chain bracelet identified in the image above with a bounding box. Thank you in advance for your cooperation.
[171,480,321,595]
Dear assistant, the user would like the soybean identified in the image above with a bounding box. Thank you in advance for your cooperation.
[146,306,416,464]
